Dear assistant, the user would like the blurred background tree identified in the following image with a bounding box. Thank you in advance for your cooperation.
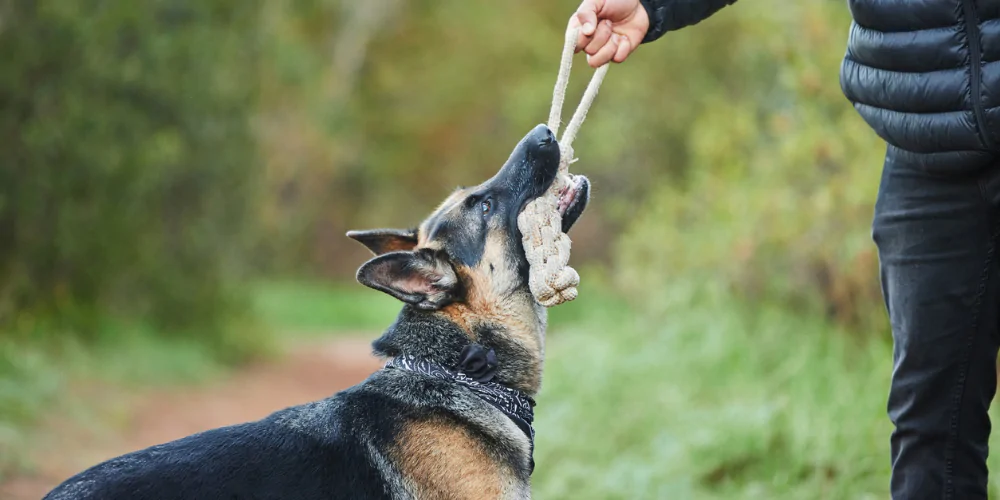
[253,0,885,332]
[0,1,263,357]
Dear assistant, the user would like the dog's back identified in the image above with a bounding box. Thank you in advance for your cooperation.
[44,382,397,500]
[45,367,531,500]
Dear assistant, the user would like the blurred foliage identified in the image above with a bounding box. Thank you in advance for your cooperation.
[0,1,266,357]
[257,0,886,334]
[0,0,886,393]
[613,1,887,334]
[255,0,694,275]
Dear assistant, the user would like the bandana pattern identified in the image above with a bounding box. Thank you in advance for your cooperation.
[384,351,536,473]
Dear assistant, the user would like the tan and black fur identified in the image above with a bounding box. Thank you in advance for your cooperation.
[44,124,590,500]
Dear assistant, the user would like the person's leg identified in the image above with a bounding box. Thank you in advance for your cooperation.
[874,146,1000,499]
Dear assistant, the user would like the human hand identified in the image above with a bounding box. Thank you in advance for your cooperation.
[570,0,650,68]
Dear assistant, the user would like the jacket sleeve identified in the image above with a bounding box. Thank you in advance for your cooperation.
[639,0,738,43]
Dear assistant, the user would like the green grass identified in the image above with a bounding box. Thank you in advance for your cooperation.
[253,279,399,335]
[534,279,894,499]
[534,277,1000,498]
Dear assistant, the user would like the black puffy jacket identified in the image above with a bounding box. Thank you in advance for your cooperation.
[640,0,1000,172]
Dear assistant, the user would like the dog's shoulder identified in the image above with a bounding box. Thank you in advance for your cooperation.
[360,368,534,492]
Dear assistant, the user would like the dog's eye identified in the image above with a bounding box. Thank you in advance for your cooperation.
[481,198,492,216]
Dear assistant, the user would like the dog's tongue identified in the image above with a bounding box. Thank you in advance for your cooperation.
[557,178,580,215]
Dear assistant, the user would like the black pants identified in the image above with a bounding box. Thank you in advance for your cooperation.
[875,146,1000,498]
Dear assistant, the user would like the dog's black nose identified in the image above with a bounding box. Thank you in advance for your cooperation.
[541,128,555,145]
[532,124,556,147]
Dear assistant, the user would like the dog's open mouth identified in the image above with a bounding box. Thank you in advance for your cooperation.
[556,176,584,215]
[558,174,590,233]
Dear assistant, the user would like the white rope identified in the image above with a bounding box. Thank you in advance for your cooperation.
[518,24,609,307]
[547,26,576,134]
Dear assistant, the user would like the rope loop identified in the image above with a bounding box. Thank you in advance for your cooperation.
[517,24,609,307]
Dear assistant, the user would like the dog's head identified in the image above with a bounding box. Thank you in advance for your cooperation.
[347,124,589,390]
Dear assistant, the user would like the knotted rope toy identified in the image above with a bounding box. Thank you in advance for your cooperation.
[517,24,609,307]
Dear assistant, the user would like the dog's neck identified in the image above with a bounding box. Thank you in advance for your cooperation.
[371,303,546,395]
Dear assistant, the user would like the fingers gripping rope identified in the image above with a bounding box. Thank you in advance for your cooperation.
[517,25,609,307]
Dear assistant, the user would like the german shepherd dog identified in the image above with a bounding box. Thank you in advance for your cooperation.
[44,124,589,500]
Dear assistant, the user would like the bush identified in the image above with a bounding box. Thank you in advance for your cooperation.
[613,1,888,335]
[0,1,265,357]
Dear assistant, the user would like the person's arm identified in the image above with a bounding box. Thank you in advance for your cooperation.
[572,0,737,67]
[640,0,738,44]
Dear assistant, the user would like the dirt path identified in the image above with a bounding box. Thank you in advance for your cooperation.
[0,336,383,500]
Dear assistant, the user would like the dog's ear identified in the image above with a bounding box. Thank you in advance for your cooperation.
[347,228,418,255]
[356,250,458,310]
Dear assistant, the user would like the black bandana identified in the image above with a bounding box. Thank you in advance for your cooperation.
[383,344,537,474]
